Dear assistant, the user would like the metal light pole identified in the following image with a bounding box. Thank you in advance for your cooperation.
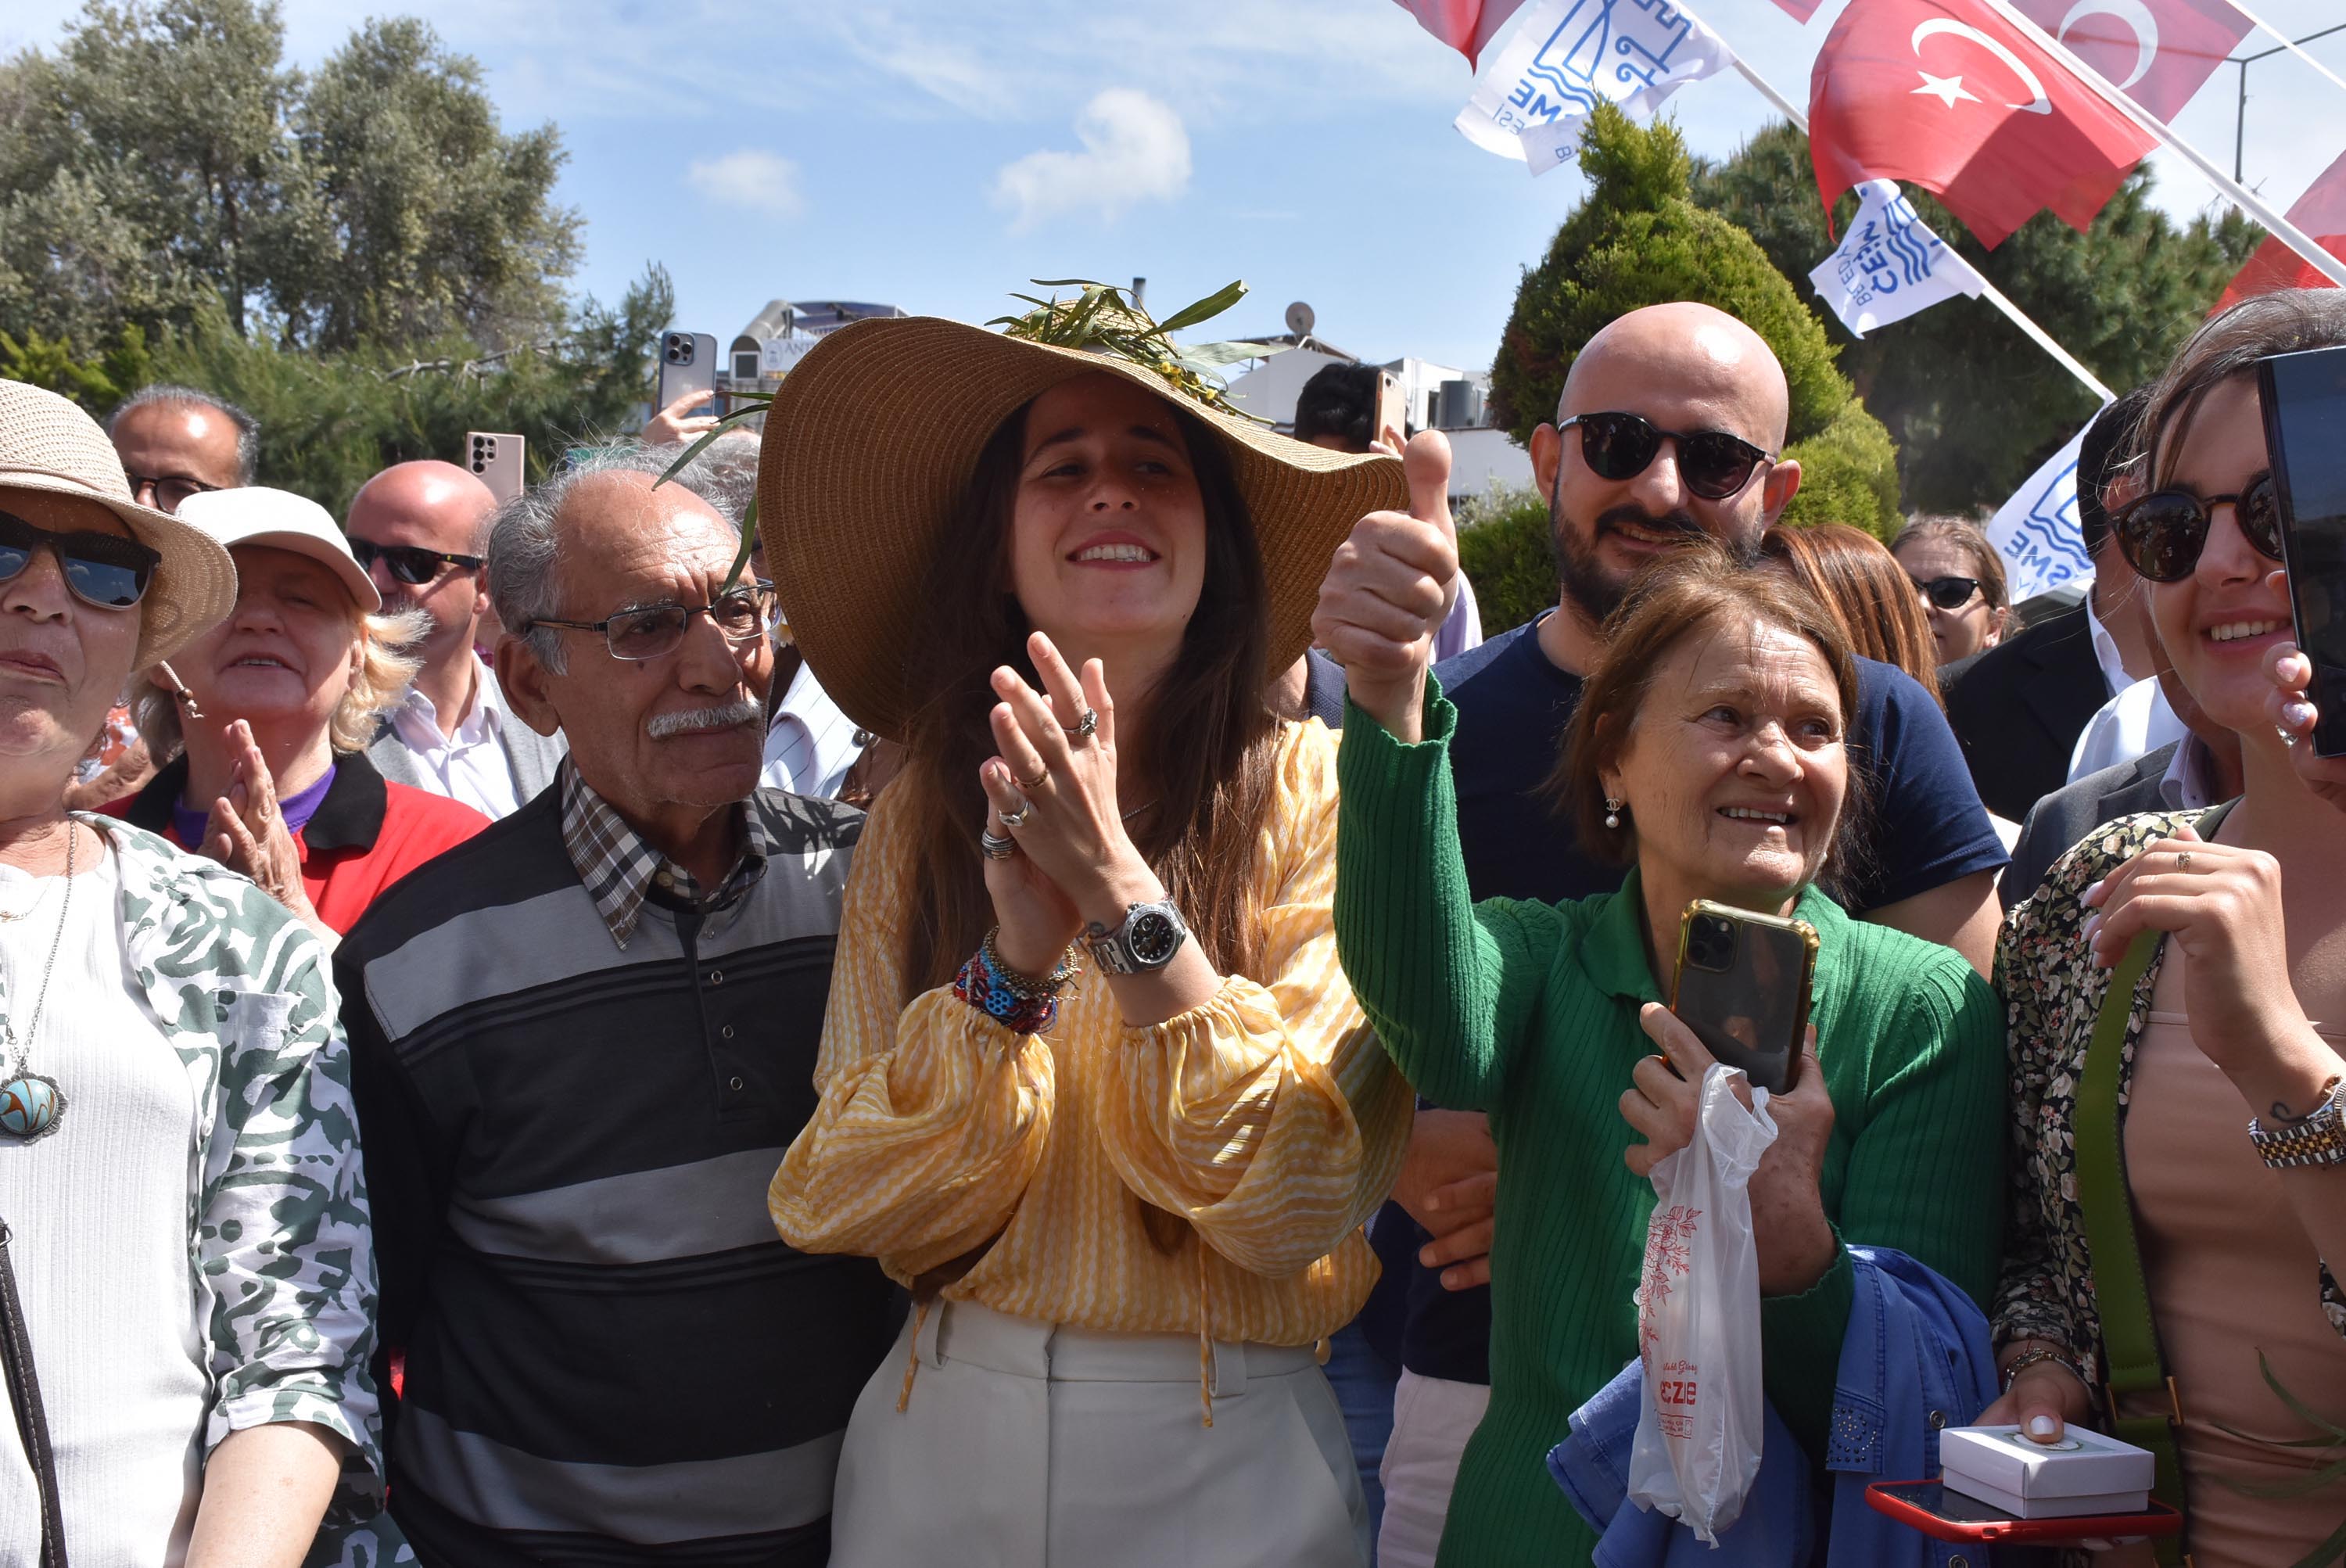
[2235,23,2346,183]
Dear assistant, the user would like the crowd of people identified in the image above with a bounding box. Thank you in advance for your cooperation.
[0,276,2339,1568]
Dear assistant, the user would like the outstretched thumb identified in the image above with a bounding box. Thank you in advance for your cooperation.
[1403,430,1455,546]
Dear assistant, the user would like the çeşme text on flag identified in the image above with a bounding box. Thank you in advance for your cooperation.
[1455,0,1734,169]
[1988,421,2098,601]
[1809,179,1986,337]
[1806,0,2157,247]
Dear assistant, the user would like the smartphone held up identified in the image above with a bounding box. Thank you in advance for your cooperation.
[2260,343,2346,757]
[1668,901,1817,1094]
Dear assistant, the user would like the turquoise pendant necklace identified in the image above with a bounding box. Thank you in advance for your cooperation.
[0,827,76,1143]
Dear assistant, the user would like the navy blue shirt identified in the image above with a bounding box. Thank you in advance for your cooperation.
[1394,613,2006,1383]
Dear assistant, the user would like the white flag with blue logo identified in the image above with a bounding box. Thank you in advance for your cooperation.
[1987,423,2100,601]
[1456,0,1734,174]
[1808,181,1986,337]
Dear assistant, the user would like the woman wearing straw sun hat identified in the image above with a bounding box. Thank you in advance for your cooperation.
[765,284,1417,1566]
[0,382,384,1563]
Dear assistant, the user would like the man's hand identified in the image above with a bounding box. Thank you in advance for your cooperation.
[643,388,721,447]
[1310,432,1457,742]
[1390,1109,1498,1291]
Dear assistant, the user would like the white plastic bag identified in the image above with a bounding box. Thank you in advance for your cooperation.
[1625,1061,1779,1545]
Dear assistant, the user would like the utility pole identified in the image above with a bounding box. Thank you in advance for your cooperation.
[2235,23,2346,183]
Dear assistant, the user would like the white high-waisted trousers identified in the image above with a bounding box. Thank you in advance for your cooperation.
[828,1298,1369,1568]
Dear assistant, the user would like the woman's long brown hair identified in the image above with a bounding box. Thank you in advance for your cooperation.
[891,394,1285,1000]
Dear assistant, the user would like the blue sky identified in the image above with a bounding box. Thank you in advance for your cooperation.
[5,0,2342,373]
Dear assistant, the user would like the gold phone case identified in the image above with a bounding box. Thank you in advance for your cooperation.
[1667,899,1820,1093]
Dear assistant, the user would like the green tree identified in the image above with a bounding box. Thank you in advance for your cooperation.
[1690,120,2259,513]
[1489,105,1901,535]
[1456,484,1561,638]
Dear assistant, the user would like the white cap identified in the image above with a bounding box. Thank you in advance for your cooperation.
[174,487,380,613]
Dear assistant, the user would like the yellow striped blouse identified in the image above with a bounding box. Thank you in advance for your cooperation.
[769,718,1411,1348]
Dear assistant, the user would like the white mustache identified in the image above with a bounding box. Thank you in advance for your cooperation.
[646,699,762,739]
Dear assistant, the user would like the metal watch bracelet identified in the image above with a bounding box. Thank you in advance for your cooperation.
[2000,1344,2090,1397]
[2249,1075,2346,1169]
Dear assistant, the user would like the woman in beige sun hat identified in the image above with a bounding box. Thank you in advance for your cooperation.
[0,382,386,1565]
[766,287,1417,1565]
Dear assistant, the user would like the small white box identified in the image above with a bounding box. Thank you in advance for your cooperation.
[1939,1425,2155,1520]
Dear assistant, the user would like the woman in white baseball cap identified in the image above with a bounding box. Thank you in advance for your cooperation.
[0,381,388,1564]
[106,484,491,937]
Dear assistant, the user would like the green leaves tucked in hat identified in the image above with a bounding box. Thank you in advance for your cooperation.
[992,278,1269,423]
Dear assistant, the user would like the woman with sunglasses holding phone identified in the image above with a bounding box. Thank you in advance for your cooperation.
[1889,515,2012,666]
[1985,289,2346,1567]
[0,383,387,1565]
[105,488,490,939]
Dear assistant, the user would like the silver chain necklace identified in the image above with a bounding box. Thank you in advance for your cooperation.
[0,825,77,1143]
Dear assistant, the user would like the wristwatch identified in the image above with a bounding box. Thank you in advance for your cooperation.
[2250,1075,2346,1168]
[1085,900,1189,974]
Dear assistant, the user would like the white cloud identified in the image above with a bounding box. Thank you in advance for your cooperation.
[992,89,1192,231]
[687,149,806,217]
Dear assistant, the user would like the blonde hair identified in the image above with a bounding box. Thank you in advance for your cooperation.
[133,605,430,762]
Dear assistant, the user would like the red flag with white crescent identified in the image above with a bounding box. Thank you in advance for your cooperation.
[1808,0,2158,246]
[2011,0,2251,122]
[2218,148,2346,310]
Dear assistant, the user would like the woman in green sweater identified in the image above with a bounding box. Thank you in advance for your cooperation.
[1315,514,2004,1566]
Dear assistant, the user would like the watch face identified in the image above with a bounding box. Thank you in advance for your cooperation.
[1128,910,1181,967]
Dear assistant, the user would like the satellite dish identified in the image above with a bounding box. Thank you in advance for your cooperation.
[1285,301,1316,339]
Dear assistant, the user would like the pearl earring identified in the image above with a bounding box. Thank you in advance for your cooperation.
[1604,796,1623,830]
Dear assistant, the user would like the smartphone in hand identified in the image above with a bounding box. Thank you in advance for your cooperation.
[465,431,525,507]
[658,331,721,422]
[1669,901,1817,1094]
[2259,343,2346,758]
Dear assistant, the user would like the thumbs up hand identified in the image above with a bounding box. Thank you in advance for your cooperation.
[1311,430,1458,743]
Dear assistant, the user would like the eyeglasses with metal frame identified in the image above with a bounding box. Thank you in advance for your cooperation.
[521,581,777,662]
[1558,411,1777,502]
[350,537,485,586]
[0,508,160,609]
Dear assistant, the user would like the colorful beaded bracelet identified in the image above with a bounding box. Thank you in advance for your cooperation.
[952,928,1079,1035]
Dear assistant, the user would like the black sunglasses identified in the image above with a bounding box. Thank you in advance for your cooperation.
[1909,574,1983,612]
[2111,475,2283,583]
[350,537,483,586]
[0,508,160,609]
[1559,411,1775,502]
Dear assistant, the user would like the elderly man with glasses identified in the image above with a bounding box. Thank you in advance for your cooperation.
[353,460,565,819]
[104,383,257,509]
[335,447,894,1563]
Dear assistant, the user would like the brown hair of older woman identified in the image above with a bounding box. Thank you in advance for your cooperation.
[1548,540,1868,890]
[1763,522,1942,704]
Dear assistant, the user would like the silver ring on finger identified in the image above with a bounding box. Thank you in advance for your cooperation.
[1063,707,1099,745]
[979,829,1018,860]
[999,799,1032,829]
[2280,723,2303,748]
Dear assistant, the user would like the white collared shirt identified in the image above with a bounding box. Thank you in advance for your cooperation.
[2080,582,2134,699]
[2068,674,2190,786]
[760,658,863,800]
[386,654,523,820]
[2158,734,2222,812]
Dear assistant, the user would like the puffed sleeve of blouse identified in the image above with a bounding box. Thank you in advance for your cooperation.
[769,789,1056,1279]
[192,880,383,1512]
[1092,720,1414,1279]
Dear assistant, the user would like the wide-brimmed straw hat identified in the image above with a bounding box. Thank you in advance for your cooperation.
[758,311,1407,740]
[0,381,237,667]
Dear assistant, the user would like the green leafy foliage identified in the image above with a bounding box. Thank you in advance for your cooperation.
[994,278,1264,421]
[1781,401,1901,535]
[1456,485,1560,638]
[1690,120,2261,514]
[0,0,580,357]
[1487,106,1899,534]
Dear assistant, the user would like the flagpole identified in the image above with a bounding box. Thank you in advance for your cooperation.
[1728,57,2117,403]
[2226,2,2346,99]
[1980,0,2346,289]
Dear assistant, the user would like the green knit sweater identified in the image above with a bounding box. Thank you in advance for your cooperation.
[1333,691,2005,1568]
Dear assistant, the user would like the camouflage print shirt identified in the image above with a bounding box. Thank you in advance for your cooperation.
[94,815,385,1523]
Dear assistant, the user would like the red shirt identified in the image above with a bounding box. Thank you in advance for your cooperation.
[106,752,490,933]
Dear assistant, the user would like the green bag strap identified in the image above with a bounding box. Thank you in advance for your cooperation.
[2074,798,2235,1566]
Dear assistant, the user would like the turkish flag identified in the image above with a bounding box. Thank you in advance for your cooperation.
[1772,0,1824,21]
[2217,148,2346,310]
[1392,0,1528,69]
[1809,0,2158,246]
[2011,0,2251,122]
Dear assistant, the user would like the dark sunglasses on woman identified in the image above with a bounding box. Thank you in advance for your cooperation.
[1559,411,1775,502]
[2111,475,2284,583]
[350,537,484,586]
[0,508,160,608]
[1909,575,1983,612]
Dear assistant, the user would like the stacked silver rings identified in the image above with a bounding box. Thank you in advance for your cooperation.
[979,829,1018,860]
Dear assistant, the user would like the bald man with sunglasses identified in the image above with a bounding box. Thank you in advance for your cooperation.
[354,461,565,817]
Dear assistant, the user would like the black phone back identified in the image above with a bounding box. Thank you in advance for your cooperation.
[2260,344,2346,757]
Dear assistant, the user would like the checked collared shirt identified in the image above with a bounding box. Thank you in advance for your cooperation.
[558,756,773,948]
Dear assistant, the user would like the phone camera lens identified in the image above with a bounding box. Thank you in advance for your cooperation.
[1688,915,1734,972]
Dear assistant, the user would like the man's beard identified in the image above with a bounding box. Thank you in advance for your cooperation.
[1549,486,1707,628]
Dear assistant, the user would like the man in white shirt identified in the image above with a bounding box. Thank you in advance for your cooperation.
[353,461,565,815]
